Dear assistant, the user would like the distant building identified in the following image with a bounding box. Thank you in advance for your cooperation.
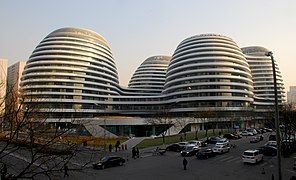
[7,60,27,108]
[287,86,296,104]
[0,59,8,114]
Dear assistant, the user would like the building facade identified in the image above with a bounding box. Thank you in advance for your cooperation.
[7,60,27,108]
[0,59,8,114]
[20,28,285,137]
[242,46,285,123]
[287,86,296,104]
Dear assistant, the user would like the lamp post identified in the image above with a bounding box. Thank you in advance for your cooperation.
[266,51,282,180]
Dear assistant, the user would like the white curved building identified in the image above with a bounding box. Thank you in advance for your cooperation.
[164,34,253,117]
[21,28,120,119]
[242,46,285,111]
[20,28,285,136]
[128,56,171,94]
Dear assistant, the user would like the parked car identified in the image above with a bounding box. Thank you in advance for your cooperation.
[259,128,267,133]
[188,140,207,147]
[166,143,183,152]
[207,137,222,144]
[178,142,189,149]
[216,138,229,145]
[265,141,277,147]
[93,156,125,169]
[241,131,253,136]
[257,146,277,156]
[269,134,276,141]
[246,128,258,135]
[242,149,263,164]
[181,145,200,157]
[196,148,216,159]
[263,127,273,132]
[212,144,230,154]
[250,136,263,143]
[223,133,241,140]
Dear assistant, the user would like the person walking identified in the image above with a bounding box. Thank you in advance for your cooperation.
[180,136,183,142]
[64,164,69,177]
[115,140,120,152]
[136,147,140,158]
[132,147,136,159]
[108,144,113,152]
[183,157,188,170]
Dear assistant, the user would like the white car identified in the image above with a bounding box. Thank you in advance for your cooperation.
[216,138,230,146]
[242,149,263,164]
[188,140,206,147]
[265,141,277,147]
[212,144,230,154]
[246,129,258,135]
[241,131,253,136]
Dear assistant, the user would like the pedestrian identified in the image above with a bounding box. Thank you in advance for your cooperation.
[108,144,112,152]
[136,147,140,158]
[115,140,120,152]
[183,157,188,170]
[132,147,136,159]
[125,144,128,150]
[64,164,69,177]
[180,136,183,142]
[261,167,265,174]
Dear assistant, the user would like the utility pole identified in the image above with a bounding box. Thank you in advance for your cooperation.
[266,51,282,180]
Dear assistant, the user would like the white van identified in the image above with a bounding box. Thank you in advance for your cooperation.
[242,149,263,164]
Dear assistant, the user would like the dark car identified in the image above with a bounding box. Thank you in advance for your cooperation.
[166,143,183,152]
[269,134,276,141]
[259,128,267,133]
[264,127,273,132]
[196,148,216,159]
[224,133,241,140]
[206,137,222,144]
[257,146,277,156]
[93,156,125,169]
[181,145,200,157]
[250,136,261,143]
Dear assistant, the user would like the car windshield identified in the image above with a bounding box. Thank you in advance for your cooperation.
[185,146,194,150]
[101,157,109,162]
[243,152,254,156]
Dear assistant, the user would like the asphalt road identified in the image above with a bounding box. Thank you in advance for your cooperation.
[59,132,296,180]
[3,132,296,180]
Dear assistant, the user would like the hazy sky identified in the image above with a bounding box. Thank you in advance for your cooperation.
[0,0,295,93]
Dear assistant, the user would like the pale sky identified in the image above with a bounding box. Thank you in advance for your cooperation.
[0,0,295,93]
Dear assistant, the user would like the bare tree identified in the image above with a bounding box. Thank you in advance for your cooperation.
[0,83,87,179]
[280,102,296,157]
[191,109,217,139]
[146,109,173,144]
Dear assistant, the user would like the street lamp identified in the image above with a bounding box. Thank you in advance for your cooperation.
[266,51,282,180]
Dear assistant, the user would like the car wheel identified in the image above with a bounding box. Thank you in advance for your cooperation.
[119,161,123,166]
[101,165,105,169]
